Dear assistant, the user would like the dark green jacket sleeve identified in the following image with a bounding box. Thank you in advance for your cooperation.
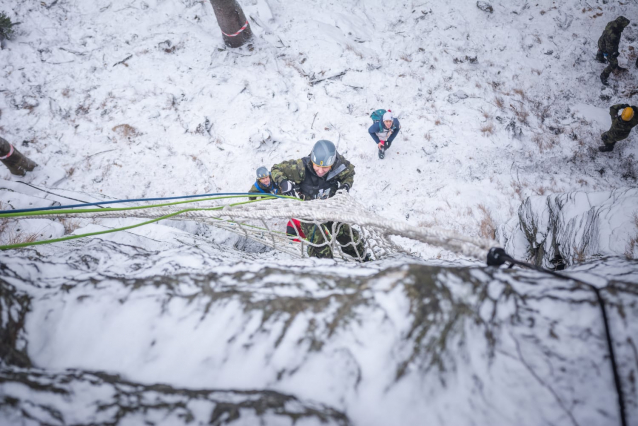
[610,104,624,118]
[271,159,305,185]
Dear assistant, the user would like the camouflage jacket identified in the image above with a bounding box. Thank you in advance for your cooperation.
[598,16,630,53]
[271,153,355,200]
[608,104,638,141]
[248,180,278,201]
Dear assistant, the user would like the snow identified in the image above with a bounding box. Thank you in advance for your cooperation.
[572,103,611,129]
[1,0,638,424]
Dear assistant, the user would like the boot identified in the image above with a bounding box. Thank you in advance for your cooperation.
[600,73,609,85]
[378,147,385,159]
[616,66,628,72]
[598,143,614,152]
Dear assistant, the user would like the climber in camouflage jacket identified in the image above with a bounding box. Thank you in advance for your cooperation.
[596,16,631,85]
[271,141,366,260]
[599,104,638,152]
[271,153,355,201]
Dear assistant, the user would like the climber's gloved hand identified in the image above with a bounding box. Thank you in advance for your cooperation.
[338,182,350,192]
[612,51,620,58]
[279,180,296,196]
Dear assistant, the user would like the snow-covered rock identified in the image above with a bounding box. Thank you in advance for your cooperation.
[500,188,638,268]
[1,239,637,426]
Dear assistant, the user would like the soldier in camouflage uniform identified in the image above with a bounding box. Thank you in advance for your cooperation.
[599,104,638,152]
[271,140,368,260]
[596,16,631,85]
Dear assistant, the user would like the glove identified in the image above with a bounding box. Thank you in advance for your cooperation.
[612,51,620,58]
[279,180,296,196]
[338,182,350,192]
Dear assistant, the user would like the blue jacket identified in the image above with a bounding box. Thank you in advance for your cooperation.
[368,118,401,144]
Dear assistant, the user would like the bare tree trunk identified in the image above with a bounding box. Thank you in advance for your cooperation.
[209,0,252,48]
[0,137,37,176]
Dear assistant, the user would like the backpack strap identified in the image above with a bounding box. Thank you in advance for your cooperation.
[255,181,278,195]
[254,181,268,194]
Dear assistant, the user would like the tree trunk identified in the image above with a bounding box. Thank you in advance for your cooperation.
[0,137,37,176]
[209,0,252,48]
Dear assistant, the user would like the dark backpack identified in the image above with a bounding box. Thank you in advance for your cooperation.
[370,109,387,123]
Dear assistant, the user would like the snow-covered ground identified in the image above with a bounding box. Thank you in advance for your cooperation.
[1,0,637,244]
[1,0,638,425]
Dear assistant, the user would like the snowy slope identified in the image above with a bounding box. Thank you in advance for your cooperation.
[1,0,637,246]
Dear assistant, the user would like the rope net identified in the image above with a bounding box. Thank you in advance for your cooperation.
[13,191,495,262]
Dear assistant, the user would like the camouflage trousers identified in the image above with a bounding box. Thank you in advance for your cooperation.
[596,49,619,78]
[602,129,630,145]
[301,221,366,259]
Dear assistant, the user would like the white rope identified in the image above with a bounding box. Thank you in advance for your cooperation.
[29,192,495,261]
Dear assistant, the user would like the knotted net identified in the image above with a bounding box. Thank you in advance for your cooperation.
[27,191,494,262]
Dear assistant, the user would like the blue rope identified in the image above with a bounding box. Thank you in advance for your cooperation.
[0,192,284,214]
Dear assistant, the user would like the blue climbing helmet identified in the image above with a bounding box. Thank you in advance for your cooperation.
[311,140,337,167]
[256,166,270,179]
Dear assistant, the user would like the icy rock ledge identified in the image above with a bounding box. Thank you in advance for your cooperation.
[500,188,638,268]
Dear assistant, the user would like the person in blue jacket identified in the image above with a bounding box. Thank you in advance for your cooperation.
[368,111,401,159]
[248,166,278,200]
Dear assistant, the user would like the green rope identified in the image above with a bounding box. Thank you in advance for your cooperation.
[1,210,190,250]
[0,195,300,250]
[0,194,296,219]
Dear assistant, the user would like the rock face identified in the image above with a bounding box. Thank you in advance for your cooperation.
[500,188,638,268]
[0,367,351,426]
[1,238,637,425]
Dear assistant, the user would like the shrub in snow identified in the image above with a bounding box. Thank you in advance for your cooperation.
[0,12,18,47]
